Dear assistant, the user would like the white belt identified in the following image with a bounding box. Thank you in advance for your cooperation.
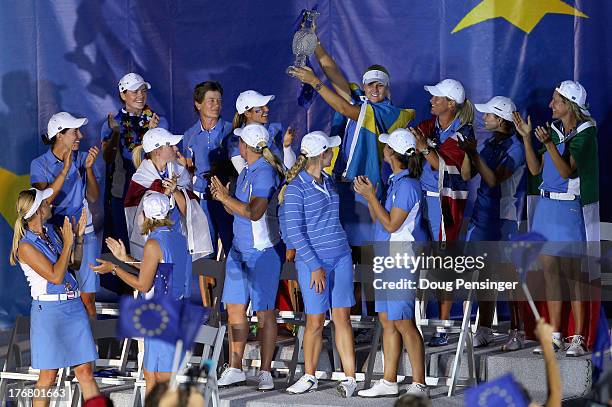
[34,290,80,301]
[194,190,205,199]
[426,191,440,197]
[540,190,576,201]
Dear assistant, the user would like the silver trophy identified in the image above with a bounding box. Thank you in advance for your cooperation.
[287,9,319,74]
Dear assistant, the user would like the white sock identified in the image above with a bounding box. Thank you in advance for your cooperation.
[382,379,397,386]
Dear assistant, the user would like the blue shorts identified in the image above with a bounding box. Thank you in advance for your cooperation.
[77,232,100,293]
[222,245,282,311]
[144,337,185,372]
[373,243,417,321]
[30,299,98,369]
[423,195,441,241]
[531,197,585,257]
[296,253,355,315]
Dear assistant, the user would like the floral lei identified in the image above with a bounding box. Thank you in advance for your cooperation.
[120,105,154,152]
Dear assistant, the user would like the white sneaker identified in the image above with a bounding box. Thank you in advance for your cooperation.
[357,379,399,398]
[565,335,587,357]
[286,374,318,394]
[473,327,494,348]
[501,329,525,352]
[257,370,274,391]
[336,376,357,398]
[404,382,430,398]
[217,366,246,387]
[533,335,566,354]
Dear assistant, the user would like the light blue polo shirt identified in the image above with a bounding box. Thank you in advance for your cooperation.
[540,121,580,196]
[374,170,427,242]
[30,149,94,231]
[419,118,463,193]
[147,226,192,300]
[232,157,281,252]
[283,171,351,272]
[471,134,526,224]
[182,118,233,193]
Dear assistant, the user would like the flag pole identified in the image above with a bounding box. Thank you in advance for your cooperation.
[521,281,540,321]
[169,339,183,389]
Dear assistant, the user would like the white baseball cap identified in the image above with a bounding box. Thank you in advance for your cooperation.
[47,112,88,139]
[142,191,170,220]
[362,69,390,86]
[300,131,341,158]
[233,124,270,149]
[555,80,590,115]
[235,90,275,114]
[24,188,54,220]
[118,73,151,92]
[424,79,466,104]
[142,128,183,153]
[378,128,417,156]
[475,96,516,122]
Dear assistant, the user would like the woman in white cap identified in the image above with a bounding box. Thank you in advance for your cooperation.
[513,81,598,357]
[411,78,475,346]
[230,90,296,174]
[209,124,284,391]
[288,43,415,247]
[279,131,358,398]
[92,191,193,394]
[30,112,100,317]
[100,73,169,250]
[354,129,428,398]
[460,97,527,351]
[10,188,100,405]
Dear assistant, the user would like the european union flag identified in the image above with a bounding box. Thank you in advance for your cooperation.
[465,373,530,407]
[506,232,547,277]
[118,295,210,350]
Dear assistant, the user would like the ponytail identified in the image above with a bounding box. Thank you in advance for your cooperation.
[278,154,308,204]
[132,145,145,168]
[454,98,475,127]
[9,190,36,266]
[261,145,285,177]
[394,151,423,179]
[232,112,247,133]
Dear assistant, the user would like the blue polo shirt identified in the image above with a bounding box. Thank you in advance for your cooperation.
[472,134,526,225]
[229,122,285,161]
[232,157,281,252]
[540,121,580,196]
[283,171,351,272]
[182,119,233,193]
[419,118,463,193]
[147,226,192,300]
[30,149,94,232]
[374,170,427,242]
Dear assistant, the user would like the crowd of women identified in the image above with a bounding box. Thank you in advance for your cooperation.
[9,37,599,405]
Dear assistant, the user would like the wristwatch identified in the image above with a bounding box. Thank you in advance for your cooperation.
[421,147,431,156]
[111,265,117,276]
[314,82,323,92]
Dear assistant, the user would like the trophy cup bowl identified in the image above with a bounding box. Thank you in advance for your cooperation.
[287,9,319,75]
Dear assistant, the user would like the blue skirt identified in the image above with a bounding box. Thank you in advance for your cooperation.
[144,338,182,372]
[531,197,585,257]
[30,299,98,369]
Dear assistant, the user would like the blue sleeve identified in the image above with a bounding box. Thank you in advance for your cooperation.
[30,157,48,185]
[250,167,277,200]
[392,180,420,213]
[284,184,322,272]
[229,134,240,158]
[182,128,194,159]
[268,122,284,150]
[499,142,526,173]
[278,202,294,250]
[75,151,88,170]
[157,116,169,130]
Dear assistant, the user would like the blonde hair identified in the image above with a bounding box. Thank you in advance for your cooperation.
[141,216,174,235]
[278,153,309,204]
[559,94,596,126]
[453,98,475,127]
[261,145,285,177]
[9,190,37,266]
[232,112,247,133]
[132,144,146,168]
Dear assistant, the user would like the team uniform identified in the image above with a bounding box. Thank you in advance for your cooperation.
[142,225,192,372]
[465,134,526,242]
[230,122,296,170]
[30,150,100,293]
[20,227,97,369]
[183,119,235,256]
[374,170,427,320]
[222,157,283,311]
[283,171,354,314]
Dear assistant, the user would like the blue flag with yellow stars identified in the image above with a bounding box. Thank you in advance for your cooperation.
[465,373,530,407]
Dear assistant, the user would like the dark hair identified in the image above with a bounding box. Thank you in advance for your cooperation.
[393,151,423,179]
[40,128,69,146]
[364,64,390,78]
[193,81,223,112]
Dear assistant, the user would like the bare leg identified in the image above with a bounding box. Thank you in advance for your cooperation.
[395,319,426,384]
[226,303,249,369]
[541,255,562,331]
[303,313,325,376]
[256,309,278,372]
[330,307,355,378]
[379,312,401,382]
[33,369,58,407]
[73,362,100,401]
[80,292,97,318]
